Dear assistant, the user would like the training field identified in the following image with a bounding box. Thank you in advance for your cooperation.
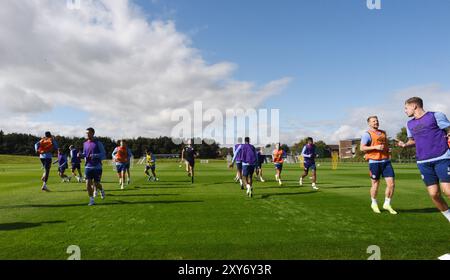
[0,155,448,260]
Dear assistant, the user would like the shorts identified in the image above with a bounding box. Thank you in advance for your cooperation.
[185,159,195,168]
[417,159,450,187]
[145,165,155,172]
[304,162,316,172]
[40,158,52,171]
[236,162,243,172]
[71,163,81,171]
[85,168,102,183]
[58,165,67,173]
[274,163,283,171]
[369,161,395,180]
[115,162,127,173]
[242,164,255,177]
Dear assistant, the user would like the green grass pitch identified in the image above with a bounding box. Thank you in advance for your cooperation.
[0,155,448,260]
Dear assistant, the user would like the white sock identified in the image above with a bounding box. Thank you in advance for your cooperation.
[384,198,391,206]
[246,184,251,190]
[239,179,243,185]
[371,198,377,205]
[442,210,450,222]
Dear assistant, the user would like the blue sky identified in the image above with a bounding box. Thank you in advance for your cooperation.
[133,0,450,120]
[2,0,450,143]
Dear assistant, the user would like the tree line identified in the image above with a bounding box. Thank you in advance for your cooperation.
[0,128,415,160]
[0,131,220,159]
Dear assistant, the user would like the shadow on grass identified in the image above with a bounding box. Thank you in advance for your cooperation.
[397,208,438,214]
[324,185,368,189]
[0,200,203,209]
[260,191,318,199]
[107,193,179,197]
[263,186,310,189]
[134,185,194,189]
[0,220,65,231]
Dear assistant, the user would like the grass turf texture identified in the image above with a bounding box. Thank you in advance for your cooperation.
[0,155,448,260]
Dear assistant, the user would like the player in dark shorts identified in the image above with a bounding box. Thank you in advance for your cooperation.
[229,137,257,197]
[181,141,197,183]
[82,127,106,206]
[34,131,58,192]
[397,97,450,222]
[255,147,266,182]
[69,145,83,183]
[299,137,320,191]
[53,148,70,183]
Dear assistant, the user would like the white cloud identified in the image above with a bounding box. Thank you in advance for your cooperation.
[0,0,291,139]
[281,84,450,145]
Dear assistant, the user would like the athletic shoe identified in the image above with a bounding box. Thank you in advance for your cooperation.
[100,190,105,200]
[121,185,124,190]
[371,203,381,214]
[88,199,95,206]
[312,183,319,190]
[260,177,265,182]
[299,178,303,186]
[41,185,50,192]
[383,204,398,215]
[278,179,282,186]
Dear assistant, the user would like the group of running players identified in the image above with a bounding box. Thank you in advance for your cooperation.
[33,97,450,223]
[229,138,319,198]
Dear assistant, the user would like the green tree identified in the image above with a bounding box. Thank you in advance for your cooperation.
[290,138,332,158]
[390,127,416,162]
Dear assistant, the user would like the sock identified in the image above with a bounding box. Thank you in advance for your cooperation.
[246,184,251,190]
[384,198,391,206]
[239,179,243,185]
[442,209,450,222]
[371,198,377,205]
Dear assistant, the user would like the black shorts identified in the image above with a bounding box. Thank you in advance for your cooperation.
[145,165,155,172]
[40,158,52,171]
[71,163,81,171]
[185,159,195,167]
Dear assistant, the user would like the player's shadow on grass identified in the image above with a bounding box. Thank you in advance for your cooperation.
[324,185,368,189]
[1,200,203,209]
[398,207,438,214]
[260,191,318,199]
[140,184,195,188]
[107,193,179,197]
[0,220,64,231]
